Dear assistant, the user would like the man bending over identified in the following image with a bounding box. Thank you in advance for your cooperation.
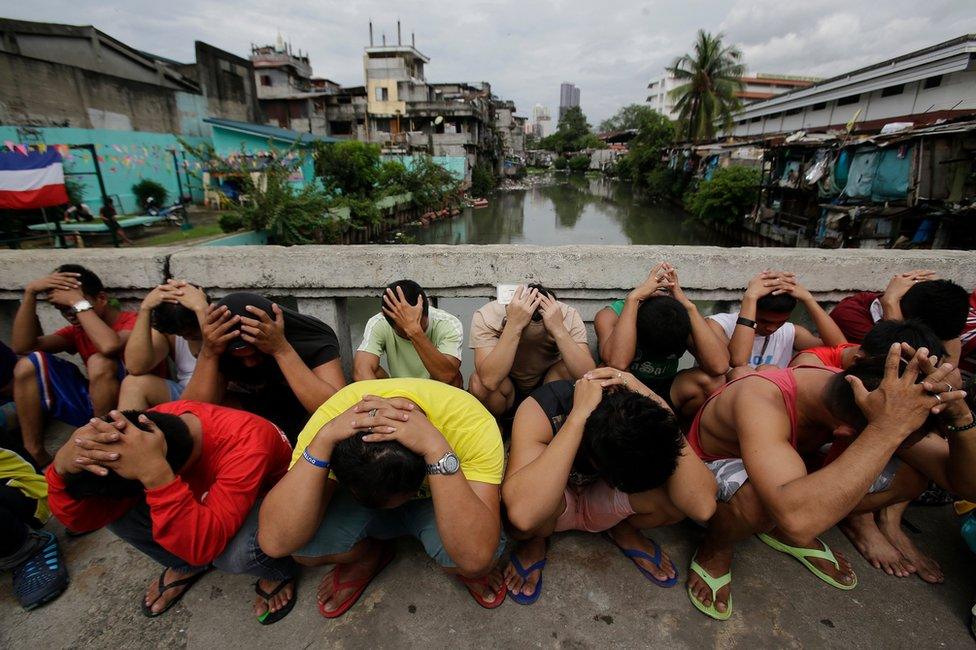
[502,367,716,604]
[46,404,297,624]
[684,345,973,620]
[258,378,506,617]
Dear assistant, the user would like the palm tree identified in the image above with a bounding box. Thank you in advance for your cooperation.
[668,30,745,142]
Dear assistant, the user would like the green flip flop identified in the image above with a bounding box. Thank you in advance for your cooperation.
[757,533,857,590]
[687,553,732,621]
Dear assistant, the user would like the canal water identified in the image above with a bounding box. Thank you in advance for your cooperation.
[347,175,732,380]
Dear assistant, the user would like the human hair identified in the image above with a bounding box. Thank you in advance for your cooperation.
[823,355,936,431]
[151,301,203,337]
[579,391,684,493]
[635,296,691,358]
[55,264,103,297]
[383,279,428,328]
[900,279,969,340]
[63,410,194,500]
[861,319,945,360]
[527,283,555,322]
[331,433,426,508]
[756,293,798,314]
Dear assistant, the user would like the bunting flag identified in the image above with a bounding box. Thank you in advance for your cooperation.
[0,149,69,209]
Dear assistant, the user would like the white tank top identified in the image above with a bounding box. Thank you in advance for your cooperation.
[708,311,796,369]
[174,336,198,389]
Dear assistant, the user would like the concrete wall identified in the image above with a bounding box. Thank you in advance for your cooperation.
[1,245,973,374]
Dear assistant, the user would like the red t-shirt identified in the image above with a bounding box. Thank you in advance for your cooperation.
[829,292,881,344]
[46,401,292,566]
[54,310,138,363]
[793,343,860,369]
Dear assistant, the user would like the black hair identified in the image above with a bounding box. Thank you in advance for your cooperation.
[383,279,428,328]
[331,433,426,508]
[823,355,937,431]
[63,410,194,500]
[527,283,555,322]
[151,302,202,337]
[55,264,103,297]
[900,279,969,340]
[635,296,691,358]
[862,319,945,360]
[579,391,684,493]
[756,293,798,314]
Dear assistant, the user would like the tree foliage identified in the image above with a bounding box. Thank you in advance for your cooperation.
[683,165,759,224]
[668,30,745,142]
[612,110,675,186]
[470,161,496,197]
[539,106,604,153]
[131,179,168,210]
[599,104,660,133]
[313,140,382,198]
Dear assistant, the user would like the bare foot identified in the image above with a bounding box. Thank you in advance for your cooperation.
[878,508,944,583]
[607,521,676,582]
[253,578,295,618]
[317,540,389,611]
[503,536,547,598]
[457,567,506,605]
[839,513,915,578]
[144,567,208,615]
[687,544,732,615]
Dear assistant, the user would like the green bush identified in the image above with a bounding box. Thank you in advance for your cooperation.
[645,167,683,201]
[553,156,568,170]
[218,212,244,233]
[132,179,168,210]
[313,140,382,198]
[683,165,760,224]
[568,155,591,172]
[470,161,496,197]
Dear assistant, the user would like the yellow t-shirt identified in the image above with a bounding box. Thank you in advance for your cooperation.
[291,379,505,492]
[0,448,50,523]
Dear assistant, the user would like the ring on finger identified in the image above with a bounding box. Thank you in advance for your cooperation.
[369,408,378,418]
[934,393,943,403]
[945,382,954,393]
[367,426,374,434]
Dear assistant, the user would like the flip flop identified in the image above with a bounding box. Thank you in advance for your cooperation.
[506,552,547,605]
[457,574,507,609]
[141,566,212,618]
[687,553,732,621]
[318,545,395,619]
[757,533,857,590]
[255,578,297,625]
[603,532,678,587]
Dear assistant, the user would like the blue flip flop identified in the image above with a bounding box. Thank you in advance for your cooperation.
[604,533,678,588]
[507,552,547,605]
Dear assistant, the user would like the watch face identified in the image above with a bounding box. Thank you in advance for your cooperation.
[443,453,461,474]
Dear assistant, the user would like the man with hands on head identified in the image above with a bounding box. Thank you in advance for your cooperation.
[354,280,463,386]
[181,292,344,443]
[119,280,209,410]
[469,284,595,417]
[45,402,298,624]
[11,265,138,467]
[595,261,729,405]
[257,378,506,617]
[501,367,716,605]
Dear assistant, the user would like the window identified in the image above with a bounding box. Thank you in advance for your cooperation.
[837,94,860,106]
[749,116,761,123]
[784,108,802,116]
[881,84,904,97]
[924,75,942,89]
[375,87,389,101]
[811,102,827,111]
[329,121,352,135]
[260,75,272,87]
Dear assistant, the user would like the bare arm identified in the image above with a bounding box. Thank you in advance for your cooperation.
[180,305,237,404]
[472,288,541,391]
[124,308,171,375]
[596,263,672,370]
[728,296,759,368]
[664,444,718,524]
[789,351,825,367]
[793,284,846,348]
[668,268,729,375]
[12,273,82,353]
[539,297,594,379]
[406,331,462,385]
[353,351,385,381]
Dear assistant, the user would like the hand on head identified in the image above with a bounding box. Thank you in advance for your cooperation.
[382,286,424,337]
[201,304,240,355]
[505,285,543,330]
[26,271,82,297]
[884,269,939,303]
[631,262,675,301]
[240,303,288,355]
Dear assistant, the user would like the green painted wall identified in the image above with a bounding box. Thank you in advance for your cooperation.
[0,126,208,213]
[382,155,467,181]
[209,127,315,186]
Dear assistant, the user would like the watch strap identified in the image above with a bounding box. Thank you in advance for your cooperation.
[735,316,757,329]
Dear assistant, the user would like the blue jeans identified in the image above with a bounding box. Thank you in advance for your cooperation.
[108,499,294,582]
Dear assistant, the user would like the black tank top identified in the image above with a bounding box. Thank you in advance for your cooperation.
[528,380,598,486]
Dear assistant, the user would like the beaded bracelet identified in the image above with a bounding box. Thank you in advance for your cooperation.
[945,412,976,434]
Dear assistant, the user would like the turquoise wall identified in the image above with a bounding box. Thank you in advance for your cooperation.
[209,128,315,185]
[0,126,208,214]
[381,155,467,181]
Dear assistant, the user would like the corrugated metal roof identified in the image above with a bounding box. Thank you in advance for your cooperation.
[203,118,338,144]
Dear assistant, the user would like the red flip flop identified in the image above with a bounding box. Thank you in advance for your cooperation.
[318,546,395,619]
[457,574,507,609]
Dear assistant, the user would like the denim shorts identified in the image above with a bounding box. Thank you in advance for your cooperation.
[294,486,506,567]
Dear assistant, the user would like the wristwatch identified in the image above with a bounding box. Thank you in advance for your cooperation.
[735,316,757,329]
[71,300,93,315]
[426,451,460,476]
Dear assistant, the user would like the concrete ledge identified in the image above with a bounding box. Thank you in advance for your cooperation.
[0,248,172,296]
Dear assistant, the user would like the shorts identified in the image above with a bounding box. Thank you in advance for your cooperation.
[295,486,507,568]
[705,456,902,503]
[554,480,636,533]
[26,352,94,426]
[165,379,185,402]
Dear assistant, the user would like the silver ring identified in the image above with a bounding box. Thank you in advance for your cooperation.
[945,382,954,393]
[369,408,378,418]
[616,372,622,379]
[934,393,943,403]
[367,426,374,434]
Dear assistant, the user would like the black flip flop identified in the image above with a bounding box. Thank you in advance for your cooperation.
[255,578,297,625]
[141,566,212,618]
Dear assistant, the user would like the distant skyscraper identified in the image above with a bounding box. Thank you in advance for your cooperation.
[531,103,552,138]
[559,82,580,121]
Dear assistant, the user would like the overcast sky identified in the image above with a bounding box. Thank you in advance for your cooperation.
[5,1,976,124]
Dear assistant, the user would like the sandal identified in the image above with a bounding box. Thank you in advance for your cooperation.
[141,566,212,618]
[255,578,297,625]
[506,551,547,605]
[757,533,857,590]
[457,574,506,609]
[603,532,678,587]
[687,552,732,621]
[318,545,395,619]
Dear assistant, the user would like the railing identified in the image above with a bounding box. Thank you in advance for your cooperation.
[1,245,973,374]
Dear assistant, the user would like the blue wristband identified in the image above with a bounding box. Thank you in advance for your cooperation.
[302,448,330,469]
